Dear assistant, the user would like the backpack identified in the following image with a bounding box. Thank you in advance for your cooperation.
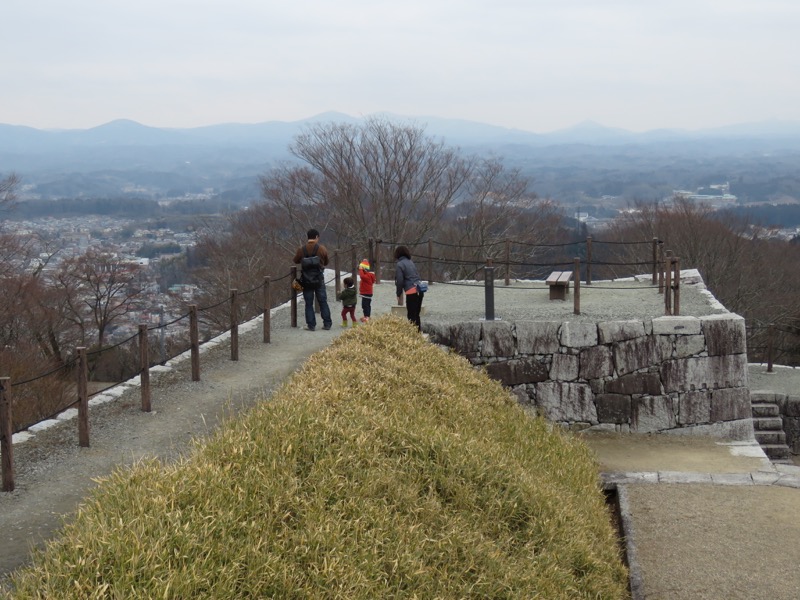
[301,243,324,289]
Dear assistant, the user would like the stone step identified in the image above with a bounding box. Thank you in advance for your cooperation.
[755,430,787,445]
[753,416,783,431]
[751,402,780,418]
[760,443,791,461]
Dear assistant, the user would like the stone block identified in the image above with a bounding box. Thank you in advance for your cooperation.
[652,316,702,335]
[579,345,614,380]
[509,386,531,406]
[425,322,452,347]
[784,395,800,418]
[784,417,800,453]
[632,395,677,432]
[595,393,631,424]
[661,354,748,393]
[559,321,598,348]
[605,373,662,396]
[481,320,515,357]
[485,357,548,386]
[550,353,579,381]
[673,334,706,359]
[678,390,711,425]
[614,335,663,376]
[516,321,561,355]
[451,322,482,357]
[657,336,675,360]
[710,387,751,422]
[535,381,598,423]
[597,320,646,344]
[701,314,747,356]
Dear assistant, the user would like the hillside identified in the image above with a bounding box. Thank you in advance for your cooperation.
[3,114,800,207]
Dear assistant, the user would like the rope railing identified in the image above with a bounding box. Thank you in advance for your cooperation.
[0,265,302,491]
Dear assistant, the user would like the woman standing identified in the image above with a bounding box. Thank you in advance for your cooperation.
[394,245,424,331]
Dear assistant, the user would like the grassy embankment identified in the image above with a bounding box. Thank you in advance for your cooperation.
[4,316,629,599]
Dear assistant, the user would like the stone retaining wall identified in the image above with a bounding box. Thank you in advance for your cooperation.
[426,313,754,440]
[750,391,800,453]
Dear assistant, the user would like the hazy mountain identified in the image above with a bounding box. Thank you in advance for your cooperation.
[2,113,800,204]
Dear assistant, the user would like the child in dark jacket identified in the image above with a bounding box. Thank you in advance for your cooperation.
[336,276,358,327]
[358,259,376,323]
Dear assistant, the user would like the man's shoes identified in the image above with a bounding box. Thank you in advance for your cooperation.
[304,325,315,331]
[322,324,332,330]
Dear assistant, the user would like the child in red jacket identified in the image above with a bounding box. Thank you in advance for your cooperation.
[358,259,376,322]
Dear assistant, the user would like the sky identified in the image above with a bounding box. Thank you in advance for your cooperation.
[3,0,800,133]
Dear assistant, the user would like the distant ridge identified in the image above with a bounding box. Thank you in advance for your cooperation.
[4,113,800,151]
[3,112,800,203]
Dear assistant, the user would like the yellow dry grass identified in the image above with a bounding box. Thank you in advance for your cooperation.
[3,315,628,599]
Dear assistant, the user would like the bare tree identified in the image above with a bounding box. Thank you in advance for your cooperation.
[437,157,567,278]
[259,117,472,249]
[56,250,144,348]
[0,172,20,213]
[190,208,293,329]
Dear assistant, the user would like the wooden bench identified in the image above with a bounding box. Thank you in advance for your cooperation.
[546,270,573,300]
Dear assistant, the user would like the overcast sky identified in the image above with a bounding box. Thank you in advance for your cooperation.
[3,0,799,133]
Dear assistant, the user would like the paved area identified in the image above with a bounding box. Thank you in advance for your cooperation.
[583,433,800,599]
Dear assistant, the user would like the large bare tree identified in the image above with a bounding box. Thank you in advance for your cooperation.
[259,117,472,249]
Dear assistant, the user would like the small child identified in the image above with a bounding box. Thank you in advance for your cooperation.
[336,276,358,327]
[358,259,376,322]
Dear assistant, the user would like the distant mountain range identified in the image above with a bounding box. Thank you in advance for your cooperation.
[3,112,800,204]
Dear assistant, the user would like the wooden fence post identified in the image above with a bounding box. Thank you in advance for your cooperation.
[585,236,592,285]
[427,239,433,285]
[263,276,271,344]
[767,325,774,373]
[77,347,89,448]
[652,237,658,285]
[139,324,151,413]
[230,288,239,362]
[0,377,13,492]
[368,238,375,273]
[664,251,673,315]
[189,305,200,381]
[374,239,382,284]
[504,239,511,286]
[658,242,665,294]
[334,250,341,295]
[672,257,681,316]
[290,266,298,328]
[574,257,581,315]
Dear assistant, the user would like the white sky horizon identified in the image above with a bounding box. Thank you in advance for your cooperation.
[4,1,800,134]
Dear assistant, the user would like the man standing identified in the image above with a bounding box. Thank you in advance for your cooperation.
[293,228,332,331]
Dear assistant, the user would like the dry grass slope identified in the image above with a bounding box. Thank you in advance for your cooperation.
[3,315,628,599]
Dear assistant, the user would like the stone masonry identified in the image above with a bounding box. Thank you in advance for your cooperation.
[427,313,754,440]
